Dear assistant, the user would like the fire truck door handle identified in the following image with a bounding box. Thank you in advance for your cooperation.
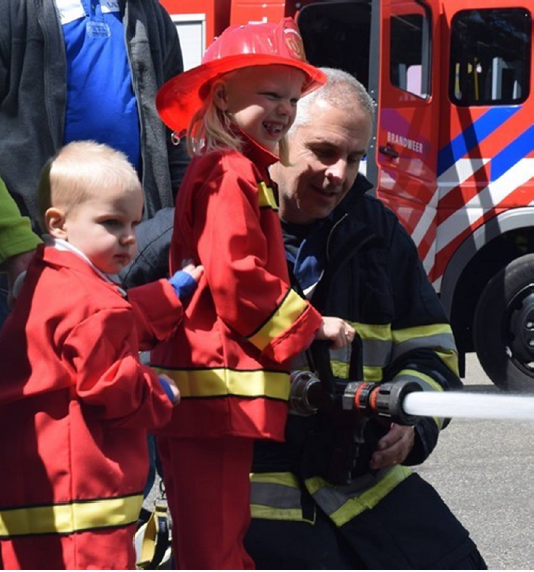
[379,145,399,159]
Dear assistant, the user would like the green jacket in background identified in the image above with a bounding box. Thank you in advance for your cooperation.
[0,175,41,267]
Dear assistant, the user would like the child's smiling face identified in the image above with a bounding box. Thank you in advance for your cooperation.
[216,65,306,153]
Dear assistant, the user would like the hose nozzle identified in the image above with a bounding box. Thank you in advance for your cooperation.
[343,379,422,425]
[289,371,423,425]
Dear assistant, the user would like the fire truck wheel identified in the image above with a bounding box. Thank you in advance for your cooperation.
[473,253,534,393]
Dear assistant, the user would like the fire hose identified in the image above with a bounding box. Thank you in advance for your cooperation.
[290,338,424,425]
[286,340,534,485]
[290,341,534,424]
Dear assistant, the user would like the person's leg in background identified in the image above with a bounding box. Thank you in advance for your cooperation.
[0,274,11,331]
[140,351,158,503]
[143,434,157,498]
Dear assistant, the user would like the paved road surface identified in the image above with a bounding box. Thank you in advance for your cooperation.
[415,354,534,570]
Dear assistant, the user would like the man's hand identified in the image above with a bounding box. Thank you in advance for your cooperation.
[369,423,415,470]
[315,317,355,349]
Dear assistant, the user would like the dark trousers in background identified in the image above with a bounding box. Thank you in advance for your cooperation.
[0,275,10,331]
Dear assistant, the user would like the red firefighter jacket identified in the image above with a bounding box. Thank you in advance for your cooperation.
[0,246,181,566]
[151,137,322,441]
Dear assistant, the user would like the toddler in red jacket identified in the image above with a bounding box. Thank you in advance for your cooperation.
[0,141,202,570]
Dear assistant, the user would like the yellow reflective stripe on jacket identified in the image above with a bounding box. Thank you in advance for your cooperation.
[345,322,458,378]
[391,324,459,375]
[435,348,460,376]
[397,369,443,394]
[319,321,458,388]
[247,288,309,352]
[152,367,290,401]
[396,369,445,429]
[351,322,391,342]
[305,465,412,527]
[257,181,278,211]
[0,494,142,538]
[363,365,383,382]
[250,472,313,523]
[331,360,349,379]
[331,322,393,381]
[330,336,392,381]
[349,322,393,369]
[331,360,383,382]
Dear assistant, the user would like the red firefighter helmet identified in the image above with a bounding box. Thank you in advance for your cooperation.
[156,18,327,133]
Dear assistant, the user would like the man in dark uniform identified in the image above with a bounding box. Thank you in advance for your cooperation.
[245,67,487,570]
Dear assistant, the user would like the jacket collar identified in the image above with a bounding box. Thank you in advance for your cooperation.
[331,173,373,221]
[38,241,127,297]
[236,127,281,170]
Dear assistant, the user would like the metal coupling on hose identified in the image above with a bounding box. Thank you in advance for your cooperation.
[289,370,323,416]
[343,379,423,425]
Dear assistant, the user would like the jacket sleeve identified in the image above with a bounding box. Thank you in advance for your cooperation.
[384,217,462,465]
[0,175,41,266]
[0,24,6,105]
[127,277,184,350]
[62,306,173,429]
[159,3,190,198]
[191,165,321,364]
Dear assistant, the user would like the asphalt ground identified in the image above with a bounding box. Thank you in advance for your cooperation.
[416,355,534,570]
[145,353,534,570]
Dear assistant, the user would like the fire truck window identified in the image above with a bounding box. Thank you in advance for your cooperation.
[297,2,372,88]
[390,12,431,99]
[450,9,531,106]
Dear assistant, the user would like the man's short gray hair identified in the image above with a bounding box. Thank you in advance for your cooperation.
[292,67,376,132]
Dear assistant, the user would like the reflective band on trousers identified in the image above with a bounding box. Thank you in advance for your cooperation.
[250,466,412,527]
[250,472,310,522]
[305,465,412,527]
[0,494,143,538]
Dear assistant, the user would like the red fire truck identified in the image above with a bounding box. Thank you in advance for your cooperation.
[161,0,534,393]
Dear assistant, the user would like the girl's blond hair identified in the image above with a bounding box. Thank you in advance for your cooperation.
[185,72,290,166]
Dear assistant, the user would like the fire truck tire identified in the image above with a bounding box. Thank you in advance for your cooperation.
[473,254,534,393]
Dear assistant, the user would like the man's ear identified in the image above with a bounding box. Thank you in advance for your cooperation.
[212,81,229,111]
[45,207,68,240]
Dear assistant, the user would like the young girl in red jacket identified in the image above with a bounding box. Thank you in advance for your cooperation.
[152,18,355,570]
